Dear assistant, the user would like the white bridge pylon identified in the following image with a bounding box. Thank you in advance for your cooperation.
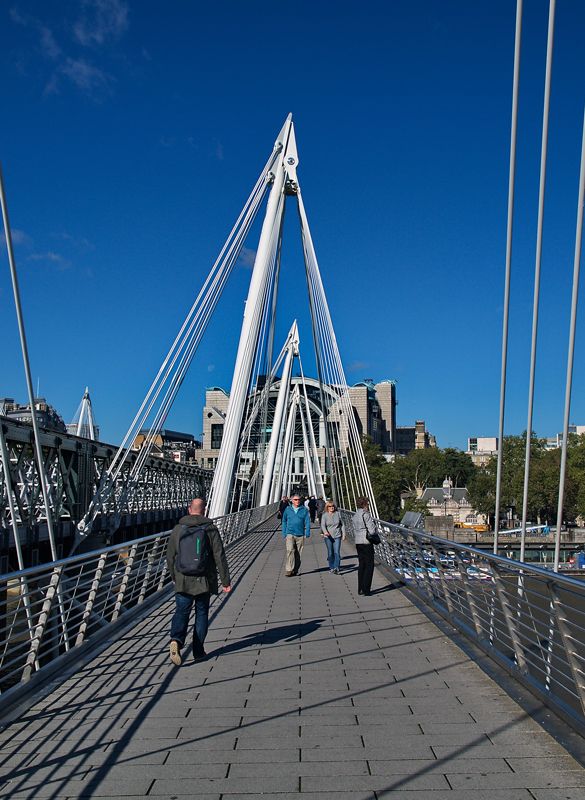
[208,115,376,518]
[74,114,376,541]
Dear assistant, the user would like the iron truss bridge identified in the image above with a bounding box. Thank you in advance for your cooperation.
[0,417,213,571]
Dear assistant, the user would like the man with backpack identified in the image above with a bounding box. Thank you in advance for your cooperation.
[166,498,231,666]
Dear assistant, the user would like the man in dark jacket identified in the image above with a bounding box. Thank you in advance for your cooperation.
[277,496,289,520]
[166,498,231,666]
[316,495,326,523]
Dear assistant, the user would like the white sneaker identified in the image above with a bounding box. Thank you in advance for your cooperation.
[170,640,181,666]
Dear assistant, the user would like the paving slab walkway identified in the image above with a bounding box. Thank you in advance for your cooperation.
[1,519,585,799]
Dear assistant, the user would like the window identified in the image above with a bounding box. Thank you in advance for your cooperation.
[211,424,223,450]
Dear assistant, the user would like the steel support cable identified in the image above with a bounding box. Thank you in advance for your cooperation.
[128,175,271,465]
[113,197,265,517]
[1,156,73,658]
[0,158,59,561]
[554,102,585,572]
[86,192,266,519]
[495,0,523,554]
[521,0,556,562]
[297,352,327,499]
[98,157,272,485]
[302,222,375,510]
[109,154,275,461]
[302,231,365,488]
[308,272,363,505]
[237,339,289,448]
[298,203,338,504]
[308,275,356,507]
[78,165,273,533]
[303,246,355,505]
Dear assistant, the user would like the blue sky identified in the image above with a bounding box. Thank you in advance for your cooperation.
[2,0,585,450]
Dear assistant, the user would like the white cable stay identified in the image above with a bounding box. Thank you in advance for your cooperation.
[75,142,282,541]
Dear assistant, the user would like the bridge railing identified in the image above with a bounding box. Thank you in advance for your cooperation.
[341,509,585,737]
[0,502,277,708]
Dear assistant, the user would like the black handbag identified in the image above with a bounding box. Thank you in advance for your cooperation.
[366,529,381,545]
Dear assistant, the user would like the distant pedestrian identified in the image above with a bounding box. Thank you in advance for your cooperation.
[316,495,326,523]
[282,494,311,576]
[320,500,345,574]
[352,496,376,596]
[166,498,231,665]
[278,496,289,520]
[308,495,317,523]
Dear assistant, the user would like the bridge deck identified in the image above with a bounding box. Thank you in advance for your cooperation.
[1,521,585,799]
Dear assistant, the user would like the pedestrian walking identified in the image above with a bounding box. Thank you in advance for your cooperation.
[282,493,311,576]
[352,496,376,596]
[320,500,345,574]
[166,498,231,665]
[278,495,289,520]
[316,495,326,523]
[308,495,317,523]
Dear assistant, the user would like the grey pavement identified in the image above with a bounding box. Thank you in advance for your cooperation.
[1,519,584,799]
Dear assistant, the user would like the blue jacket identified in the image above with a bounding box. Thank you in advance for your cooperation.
[282,505,311,538]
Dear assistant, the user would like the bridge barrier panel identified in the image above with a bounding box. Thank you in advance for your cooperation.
[340,509,585,738]
[0,502,277,714]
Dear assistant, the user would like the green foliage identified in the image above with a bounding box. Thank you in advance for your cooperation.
[346,430,585,526]
[467,431,585,525]
[354,438,477,523]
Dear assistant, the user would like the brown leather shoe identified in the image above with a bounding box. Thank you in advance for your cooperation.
[286,571,293,577]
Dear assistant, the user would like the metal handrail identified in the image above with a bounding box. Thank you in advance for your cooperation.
[0,503,277,701]
[341,509,585,737]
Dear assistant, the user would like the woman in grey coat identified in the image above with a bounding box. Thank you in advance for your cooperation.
[352,496,376,595]
[320,501,345,574]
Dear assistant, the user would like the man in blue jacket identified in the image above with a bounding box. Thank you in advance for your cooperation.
[282,493,311,576]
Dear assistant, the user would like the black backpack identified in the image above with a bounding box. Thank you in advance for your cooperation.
[175,523,210,576]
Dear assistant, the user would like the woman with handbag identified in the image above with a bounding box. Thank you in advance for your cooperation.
[320,501,345,574]
[352,496,378,596]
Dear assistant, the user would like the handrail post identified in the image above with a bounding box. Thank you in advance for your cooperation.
[21,566,62,680]
[548,581,585,718]
[111,545,137,622]
[137,537,161,605]
[75,553,107,647]
[454,550,484,639]
[491,562,528,674]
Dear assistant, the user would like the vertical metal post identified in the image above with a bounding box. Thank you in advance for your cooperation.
[21,566,62,680]
[75,553,107,647]
[111,545,137,622]
[520,0,556,562]
[491,563,528,673]
[548,582,585,718]
[260,323,298,505]
[137,536,161,605]
[432,543,455,617]
[495,0,523,553]
[0,158,59,562]
[455,551,484,639]
[554,103,585,572]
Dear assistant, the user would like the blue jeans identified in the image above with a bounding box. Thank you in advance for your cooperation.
[325,536,341,571]
[170,592,210,657]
